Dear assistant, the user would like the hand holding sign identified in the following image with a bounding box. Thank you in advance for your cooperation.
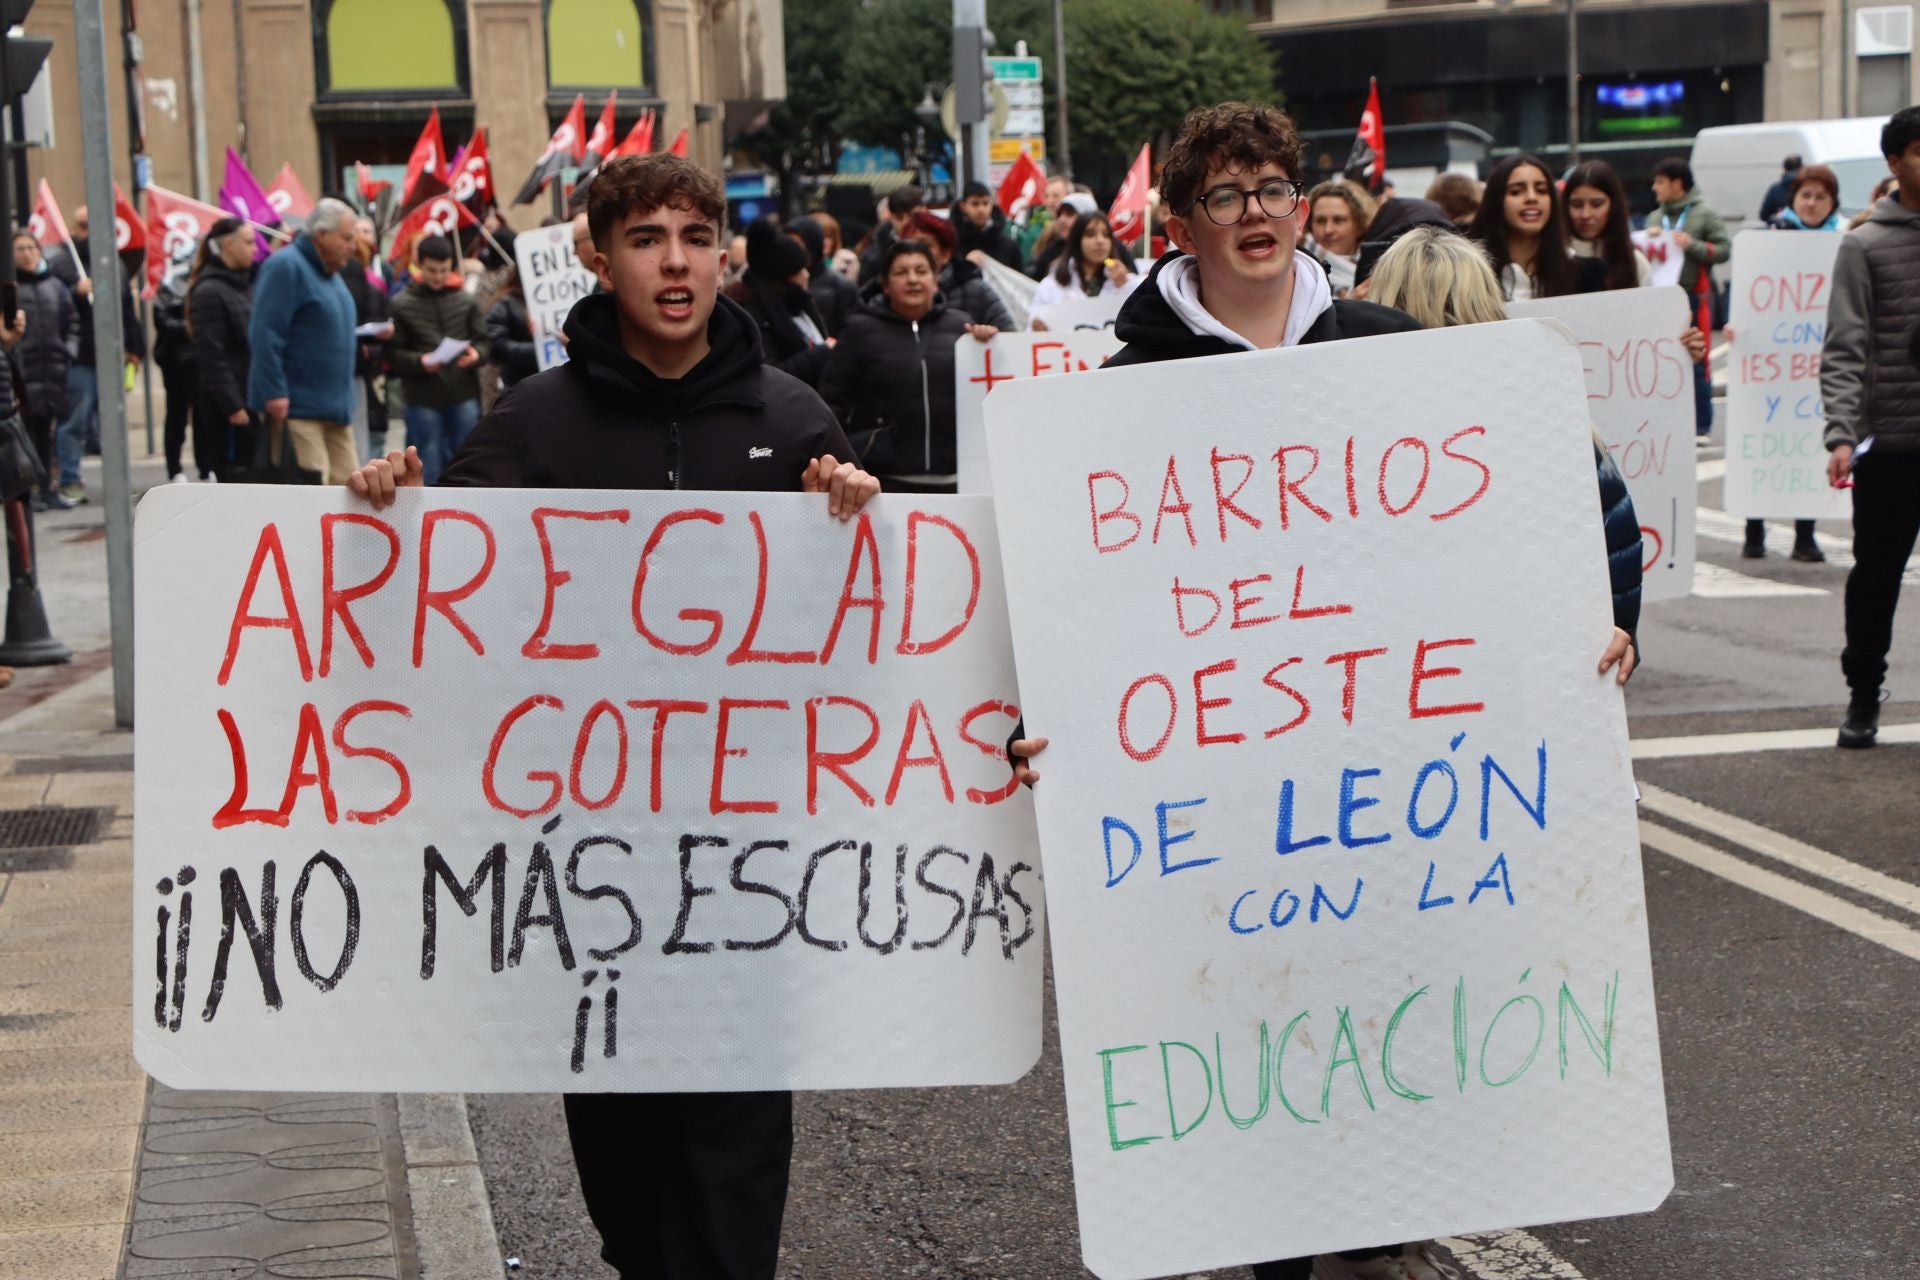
[346,446,426,509]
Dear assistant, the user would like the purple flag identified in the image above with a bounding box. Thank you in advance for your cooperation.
[219,147,279,259]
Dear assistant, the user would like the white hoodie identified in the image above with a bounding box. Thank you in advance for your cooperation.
[1155,250,1333,351]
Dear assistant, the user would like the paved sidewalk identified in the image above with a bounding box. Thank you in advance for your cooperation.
[0,419,501,1279]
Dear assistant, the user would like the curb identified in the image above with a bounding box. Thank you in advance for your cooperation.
[399,1094,505,1278]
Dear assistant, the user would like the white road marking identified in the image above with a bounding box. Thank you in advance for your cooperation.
[1639,819,1920,963]
[1639,783,1920,916]
[1443,1230,1592,1279]
[1690,559,1827,598]
[1696,458,1726,481]
[1632,721,1920,759]
[1695,505,1920,587]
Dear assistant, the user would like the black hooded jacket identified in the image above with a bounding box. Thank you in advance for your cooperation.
[816,284,972,477]
[790,216,859,338]
[439,291,851,491]
[956,205,1022,270]
[1105,253,1421,367]
[727,271,833,387]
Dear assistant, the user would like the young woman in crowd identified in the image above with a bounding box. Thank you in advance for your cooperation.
[1468,154,1607,301]
[818,238,996,493]
[1304,179,1376,296]
[1735,163,1843,559]
[1563,159,1651,289]
[1027,210,1141,328]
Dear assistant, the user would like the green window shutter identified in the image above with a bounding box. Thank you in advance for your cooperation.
[549,0,646,87]
[328,0,459,91]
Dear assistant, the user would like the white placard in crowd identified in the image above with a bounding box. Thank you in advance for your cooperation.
[133,486,1043,1092]
[1630,229,1686,289]
[1724,229,1850,521]
[514,222,597,371]
[983,321,1671,1279]
[1032,289,1128,334]
[1512,288,1697,602]
[955,329,1125,493]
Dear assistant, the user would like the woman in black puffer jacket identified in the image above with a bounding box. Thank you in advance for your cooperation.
[186,219,256,481]
[817,238,995,493]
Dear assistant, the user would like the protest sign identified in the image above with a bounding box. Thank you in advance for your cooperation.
[983,321,1670,1278]
[1630,229,1686,289]
[1724,229,1849,521]
[1032,289,1128,334]
[1512,288,1697,601]
[513,223,597,370]
[955,329,1125,493]
[133,487,1043,1092]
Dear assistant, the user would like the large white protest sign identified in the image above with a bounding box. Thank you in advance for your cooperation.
[956,329,1125,492]
[984,321,1670,1279]
[514,223,597,370]
[1512,288,1696,602]
[133,487,1043,1092]
[1630,229,1686,289]
[1724,229,1849,521]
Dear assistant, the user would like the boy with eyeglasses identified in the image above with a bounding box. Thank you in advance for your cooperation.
[1010,102,1456,1280]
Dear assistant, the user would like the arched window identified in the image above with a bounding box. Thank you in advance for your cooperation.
[317,0,466,94]
[547,0,650,89]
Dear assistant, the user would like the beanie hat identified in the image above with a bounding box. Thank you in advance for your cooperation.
[745,215,809,280]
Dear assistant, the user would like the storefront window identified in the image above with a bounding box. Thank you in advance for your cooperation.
[322,0,461,92]
[548,0,648,88]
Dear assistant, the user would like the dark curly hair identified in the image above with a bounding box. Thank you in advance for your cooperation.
[588,154,726,251]
[1160,102,1303,215]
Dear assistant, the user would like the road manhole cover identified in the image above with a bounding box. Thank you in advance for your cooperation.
[0,806,108,850]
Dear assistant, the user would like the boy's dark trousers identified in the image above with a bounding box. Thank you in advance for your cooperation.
[563,1090,793,1280]
[1842,451,1920,696]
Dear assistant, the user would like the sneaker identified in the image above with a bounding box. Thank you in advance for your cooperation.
[1313,1243,1462,1280]
[58,482,88,505]
[40,488,76,511]
[170,472,189,484]
[1838,689,1885,749]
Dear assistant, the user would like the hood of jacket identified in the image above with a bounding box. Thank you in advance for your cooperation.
[1114,251,1332,357]
[1657,191,1708,222]
[560,290,766,418]
[1866,195,1920,229]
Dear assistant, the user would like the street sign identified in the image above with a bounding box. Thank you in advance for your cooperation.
[986,55,1045,187]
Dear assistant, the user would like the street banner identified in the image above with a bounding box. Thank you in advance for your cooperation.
[514,95,587,206]
[1345,76,1386,192]
[1723,229,1849,521]
[513,221,598,370]
[219,146,280,260]
[143,186,228,297]
[1511,287,1697,602]
[1109,144,1150,250]
[1629,229,1686,289]
[388,193,475,268]
[996,149,1046,220]
[112,183,148,255]
[132,486,1044,1092]
[983,320,1671,1278]
[400,107,451,212]
[955,329,1123,493]
[612,109,657,160]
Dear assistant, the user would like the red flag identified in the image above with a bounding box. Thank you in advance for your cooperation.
[1108,143,1151,247]
[357,162,392,205]
[144,185,228,296]
[996,149,1046,220]
[389,192,476,266]
[667,127,689,158]
[401,108,450,211]
[513,95,588,205]
[612,109,656,159]
[265,165,314,223]
[112,183,147,253]
[450,127,495,219]
[30,179,71,250]
[1345,77,1387,194]
[584,91,620,169]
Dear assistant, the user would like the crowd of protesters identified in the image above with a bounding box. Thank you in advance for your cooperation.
[6,89,1920,1267]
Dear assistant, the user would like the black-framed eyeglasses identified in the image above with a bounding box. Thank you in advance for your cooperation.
[1187,179,1306,226]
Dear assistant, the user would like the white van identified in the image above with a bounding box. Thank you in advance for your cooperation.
[1689,118,1889,226]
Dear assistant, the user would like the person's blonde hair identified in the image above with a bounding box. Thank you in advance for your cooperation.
[1368,227,1507,329]
[1304,179,1378,237]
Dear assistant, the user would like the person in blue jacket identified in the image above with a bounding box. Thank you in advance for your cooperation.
[247,198,359,483]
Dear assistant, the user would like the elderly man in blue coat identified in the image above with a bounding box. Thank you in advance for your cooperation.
[248,197,359,483]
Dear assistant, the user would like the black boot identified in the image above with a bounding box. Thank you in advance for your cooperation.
[1838,689,1884,749]
[1743,518,1766,558]
[1792,520,1824,562]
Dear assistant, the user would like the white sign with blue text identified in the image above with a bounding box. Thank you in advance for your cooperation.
[985,320,1671,1279]
[514,222,597,372]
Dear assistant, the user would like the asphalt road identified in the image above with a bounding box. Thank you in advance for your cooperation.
[470,438,1920,1280]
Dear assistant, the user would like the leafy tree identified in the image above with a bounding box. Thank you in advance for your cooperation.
[732,0,862,215]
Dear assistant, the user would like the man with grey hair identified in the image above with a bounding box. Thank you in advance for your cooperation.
[247,196,359,482]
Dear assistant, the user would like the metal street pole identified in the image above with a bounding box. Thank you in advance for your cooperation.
[1566,0,1580,167]
[1050,0,1071,180]
[76,0,135,727]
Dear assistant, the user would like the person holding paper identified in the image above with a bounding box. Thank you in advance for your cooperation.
[387,234,490,484]
[347,152,879,1280]
[1649,159,1732,438]
[1821,106,1920,748]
